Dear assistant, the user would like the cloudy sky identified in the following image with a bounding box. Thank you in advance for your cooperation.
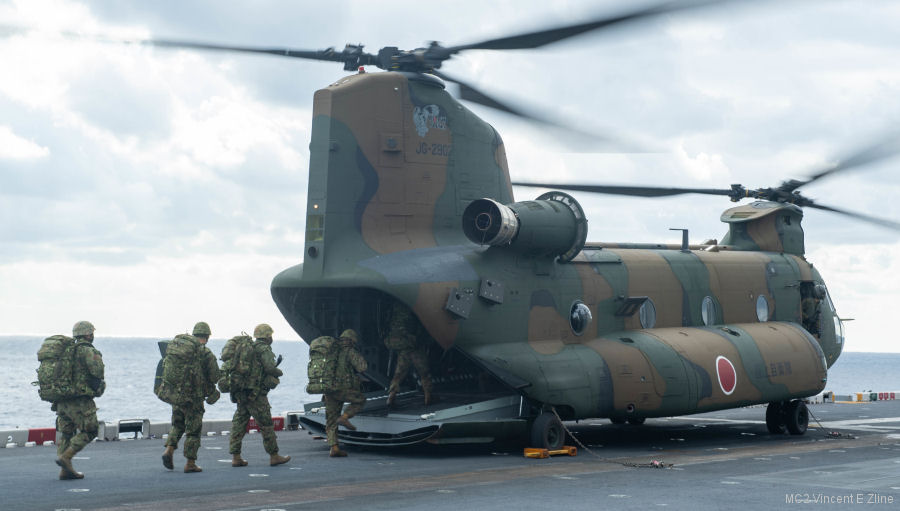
[1,0,898,352]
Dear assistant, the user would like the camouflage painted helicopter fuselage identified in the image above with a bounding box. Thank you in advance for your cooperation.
[272,70,840,426]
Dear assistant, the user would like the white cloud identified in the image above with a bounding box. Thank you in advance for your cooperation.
[0,253,299,338]
[0,0,898,356]
[674,141,729,182]
[0,125,49,159]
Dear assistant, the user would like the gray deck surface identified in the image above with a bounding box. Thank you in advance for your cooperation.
[2,400,899,510]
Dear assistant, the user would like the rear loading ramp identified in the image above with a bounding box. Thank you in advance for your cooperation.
[299,391,527,446]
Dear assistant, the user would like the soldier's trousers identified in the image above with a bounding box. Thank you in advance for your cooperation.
[165,400,205,460]
[324,389,366,446]
[55,397,98,456]
[229,391,279,455]
[389,348,432,395]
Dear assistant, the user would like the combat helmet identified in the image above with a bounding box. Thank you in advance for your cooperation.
[253,323,274,339]
[192,321,211,337]
[72,320,95,338]
[340,329,359,343]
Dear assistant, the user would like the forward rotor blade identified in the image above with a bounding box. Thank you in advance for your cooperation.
[512,182,734,198]
[793,132,900,191]
[445,0,728,53]
[806,202,900,231]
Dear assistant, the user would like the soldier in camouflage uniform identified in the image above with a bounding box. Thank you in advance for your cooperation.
[55,320,105,480]
[802,297,821,335]
[324,329,368,457]
[161,322,221,473]
[385,303,432,407]
[228,324,291,467]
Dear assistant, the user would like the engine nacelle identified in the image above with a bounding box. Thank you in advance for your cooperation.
[462,191,588,262]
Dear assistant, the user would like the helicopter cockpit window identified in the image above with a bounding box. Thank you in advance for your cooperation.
[639,298,656,329]
[823,286,844,346]
[701,296,717,326]
[756,295,769,322]
[570,301,593,336]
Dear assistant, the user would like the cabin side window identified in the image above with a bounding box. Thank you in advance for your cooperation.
[639,298,656,329]
[701,296,718,326]
[756,295,769,322]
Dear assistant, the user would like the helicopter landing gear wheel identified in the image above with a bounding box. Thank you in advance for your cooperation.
[785,400,809,435]
[530,412,565,450]
[609,417,626,425]
[627,417,646,425]
[766,402,787,434]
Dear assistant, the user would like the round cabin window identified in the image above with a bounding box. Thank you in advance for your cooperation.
[570,301,593,336]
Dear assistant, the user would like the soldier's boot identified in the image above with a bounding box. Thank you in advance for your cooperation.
[386,390,397,408]
[231,454,248,467]
[55,447,83,480]
[269,453,291,466]
[58,468,83,480]
[329,445,348,457]
[184,459,202,473]
[337,414,357,431]
[162,445,175,470]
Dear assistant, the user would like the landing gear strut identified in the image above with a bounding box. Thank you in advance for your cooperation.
[766,400,808,435]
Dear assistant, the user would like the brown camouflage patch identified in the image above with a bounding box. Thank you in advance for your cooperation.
[741,322,826,395]
[414,282,461,350]
[695,251,771,324]
[586,338,664,412]
[609,249,683,329]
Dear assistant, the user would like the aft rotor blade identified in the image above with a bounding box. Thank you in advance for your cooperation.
[793,132,900,191]
[132,37,377,65]
[432,70,533,119]
[512,182,735,198]
[445,0,728,52]
[47,29,379,67]
[434,70,640,149]
[806,202,900,231]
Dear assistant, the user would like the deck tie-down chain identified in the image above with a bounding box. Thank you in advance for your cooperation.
[545,403,852,468]
[550,407,672,469]
[807,407,856,440]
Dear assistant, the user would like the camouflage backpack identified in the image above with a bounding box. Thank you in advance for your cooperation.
[33,335,78,402]
[153,340,169,395]
[384,304,418,350]
[306,336,340,394]
[218,334,255,393]
[154,334,203,405]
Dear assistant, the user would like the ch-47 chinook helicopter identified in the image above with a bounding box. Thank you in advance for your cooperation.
[126,2,900,449]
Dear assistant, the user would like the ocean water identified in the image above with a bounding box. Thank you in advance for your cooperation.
[2,336,314,430]
[2,336,899,430]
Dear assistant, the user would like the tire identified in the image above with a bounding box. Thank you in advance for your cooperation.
[626,417,646,425]
[609,417,626,425]
[785,400,809,435]
[766,402,786,435]
[530,412,565,450]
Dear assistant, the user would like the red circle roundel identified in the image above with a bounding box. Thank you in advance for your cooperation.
[716,356,737,395]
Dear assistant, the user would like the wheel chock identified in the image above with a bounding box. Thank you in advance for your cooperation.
[524,446,577,458]
[524,448,549,458]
